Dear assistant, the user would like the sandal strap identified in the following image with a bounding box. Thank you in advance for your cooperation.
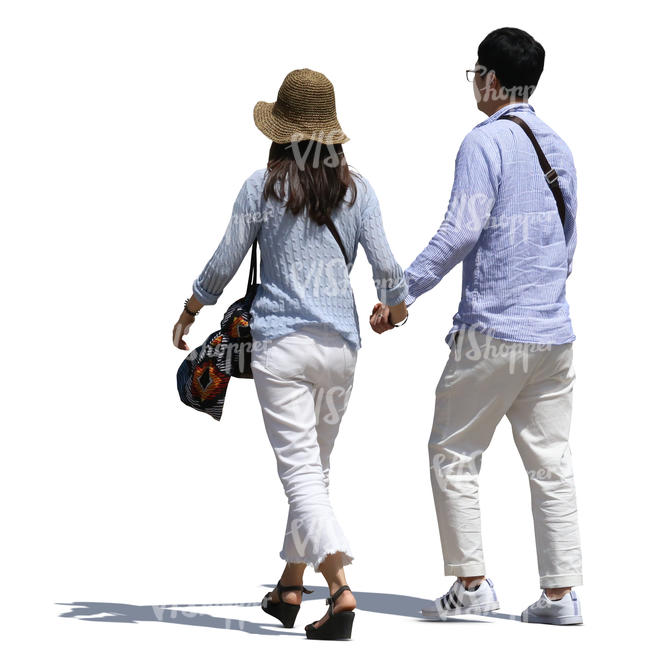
[275,580,314,603]
[325,584,351,606]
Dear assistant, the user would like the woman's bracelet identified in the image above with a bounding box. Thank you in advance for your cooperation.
[184,297,201,317]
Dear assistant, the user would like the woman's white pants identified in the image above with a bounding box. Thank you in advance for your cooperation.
[251,324,357,573]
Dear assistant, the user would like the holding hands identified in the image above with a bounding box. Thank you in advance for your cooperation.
[369,301,408,334]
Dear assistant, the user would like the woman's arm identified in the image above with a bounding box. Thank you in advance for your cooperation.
[172,172,263,349]
[191,175,263,305]
[357,180,409,306]
[358,179,409,334]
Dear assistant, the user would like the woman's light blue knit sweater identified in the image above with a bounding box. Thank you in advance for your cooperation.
[192,169,407,350]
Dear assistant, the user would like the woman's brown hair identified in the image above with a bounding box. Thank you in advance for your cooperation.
[263,140,358,225]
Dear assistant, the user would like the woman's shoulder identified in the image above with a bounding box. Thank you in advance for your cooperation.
[232,168,268,209]
[242,167,268,191]
[350,171,379,216]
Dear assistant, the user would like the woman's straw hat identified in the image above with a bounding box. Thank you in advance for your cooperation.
[254,68,349,145]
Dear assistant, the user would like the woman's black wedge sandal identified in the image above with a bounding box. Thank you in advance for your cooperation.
[305,585,355,640]
[261,580,314,628]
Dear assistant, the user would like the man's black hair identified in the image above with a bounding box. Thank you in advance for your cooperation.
[478,27,545,97]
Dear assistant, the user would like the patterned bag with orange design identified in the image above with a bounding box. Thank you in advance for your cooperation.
[176,240,259,421]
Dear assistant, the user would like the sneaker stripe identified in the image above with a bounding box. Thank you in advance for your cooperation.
[441,592,459,609]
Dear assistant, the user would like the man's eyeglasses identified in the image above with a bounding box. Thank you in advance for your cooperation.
[465,66,487,82]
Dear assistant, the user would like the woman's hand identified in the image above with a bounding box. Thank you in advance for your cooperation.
[172,311,195,350]
[370,302,394,334]
[173,294,205,350]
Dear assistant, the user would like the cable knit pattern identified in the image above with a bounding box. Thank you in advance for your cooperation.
[192,169,408,350]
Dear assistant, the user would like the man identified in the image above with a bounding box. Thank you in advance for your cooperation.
[371,27,582,625]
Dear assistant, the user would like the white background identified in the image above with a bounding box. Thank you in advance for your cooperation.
[2,0,648,648]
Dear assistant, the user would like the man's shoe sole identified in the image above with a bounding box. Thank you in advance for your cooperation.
[520,612,583,625]
[421,602,500,619]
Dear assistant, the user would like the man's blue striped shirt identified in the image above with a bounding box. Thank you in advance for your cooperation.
[404,102,577,347]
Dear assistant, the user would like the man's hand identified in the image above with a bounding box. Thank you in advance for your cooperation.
[369,302,394,334]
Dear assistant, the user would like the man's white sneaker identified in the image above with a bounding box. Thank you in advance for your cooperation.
[421,578,500,619]
[521,589,583,625]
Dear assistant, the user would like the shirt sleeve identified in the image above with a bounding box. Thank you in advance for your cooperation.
[403,129,500,307]
[357,179,409,306]
[563,154,577,278]
[191,173,263,305]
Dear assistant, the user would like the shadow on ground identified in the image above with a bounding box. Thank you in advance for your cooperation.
[56,583,520,636]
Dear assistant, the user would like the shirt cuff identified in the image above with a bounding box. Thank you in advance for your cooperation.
[192,279,221,306]
[404,293,417,308]
[381,278,409,306]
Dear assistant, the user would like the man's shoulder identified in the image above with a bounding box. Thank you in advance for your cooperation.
[455,125,500,164]
[461,124,495,148]
[476,111,574,161]
[470,113,528,144]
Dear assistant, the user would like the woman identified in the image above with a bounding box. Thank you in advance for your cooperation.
[172,68,408,640]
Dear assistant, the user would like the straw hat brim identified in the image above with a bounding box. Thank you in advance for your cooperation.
[253,100,349,145]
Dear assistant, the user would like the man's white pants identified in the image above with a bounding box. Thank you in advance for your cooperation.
[251,324,357,573]
[429,328,583,589]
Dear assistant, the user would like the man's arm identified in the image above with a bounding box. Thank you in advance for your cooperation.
[403,129,500,307]
[563,154,577,278]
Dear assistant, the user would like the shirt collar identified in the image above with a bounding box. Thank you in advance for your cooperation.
[474,102,535,128]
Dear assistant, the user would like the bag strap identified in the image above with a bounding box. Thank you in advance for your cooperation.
[497,114,566,227]
[247,238,258,288]
[322,215,350,269]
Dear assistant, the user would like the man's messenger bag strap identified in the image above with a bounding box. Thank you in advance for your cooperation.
[498,114,566,227]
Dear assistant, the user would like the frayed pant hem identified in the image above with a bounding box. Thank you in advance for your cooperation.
[280,548,354,573]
